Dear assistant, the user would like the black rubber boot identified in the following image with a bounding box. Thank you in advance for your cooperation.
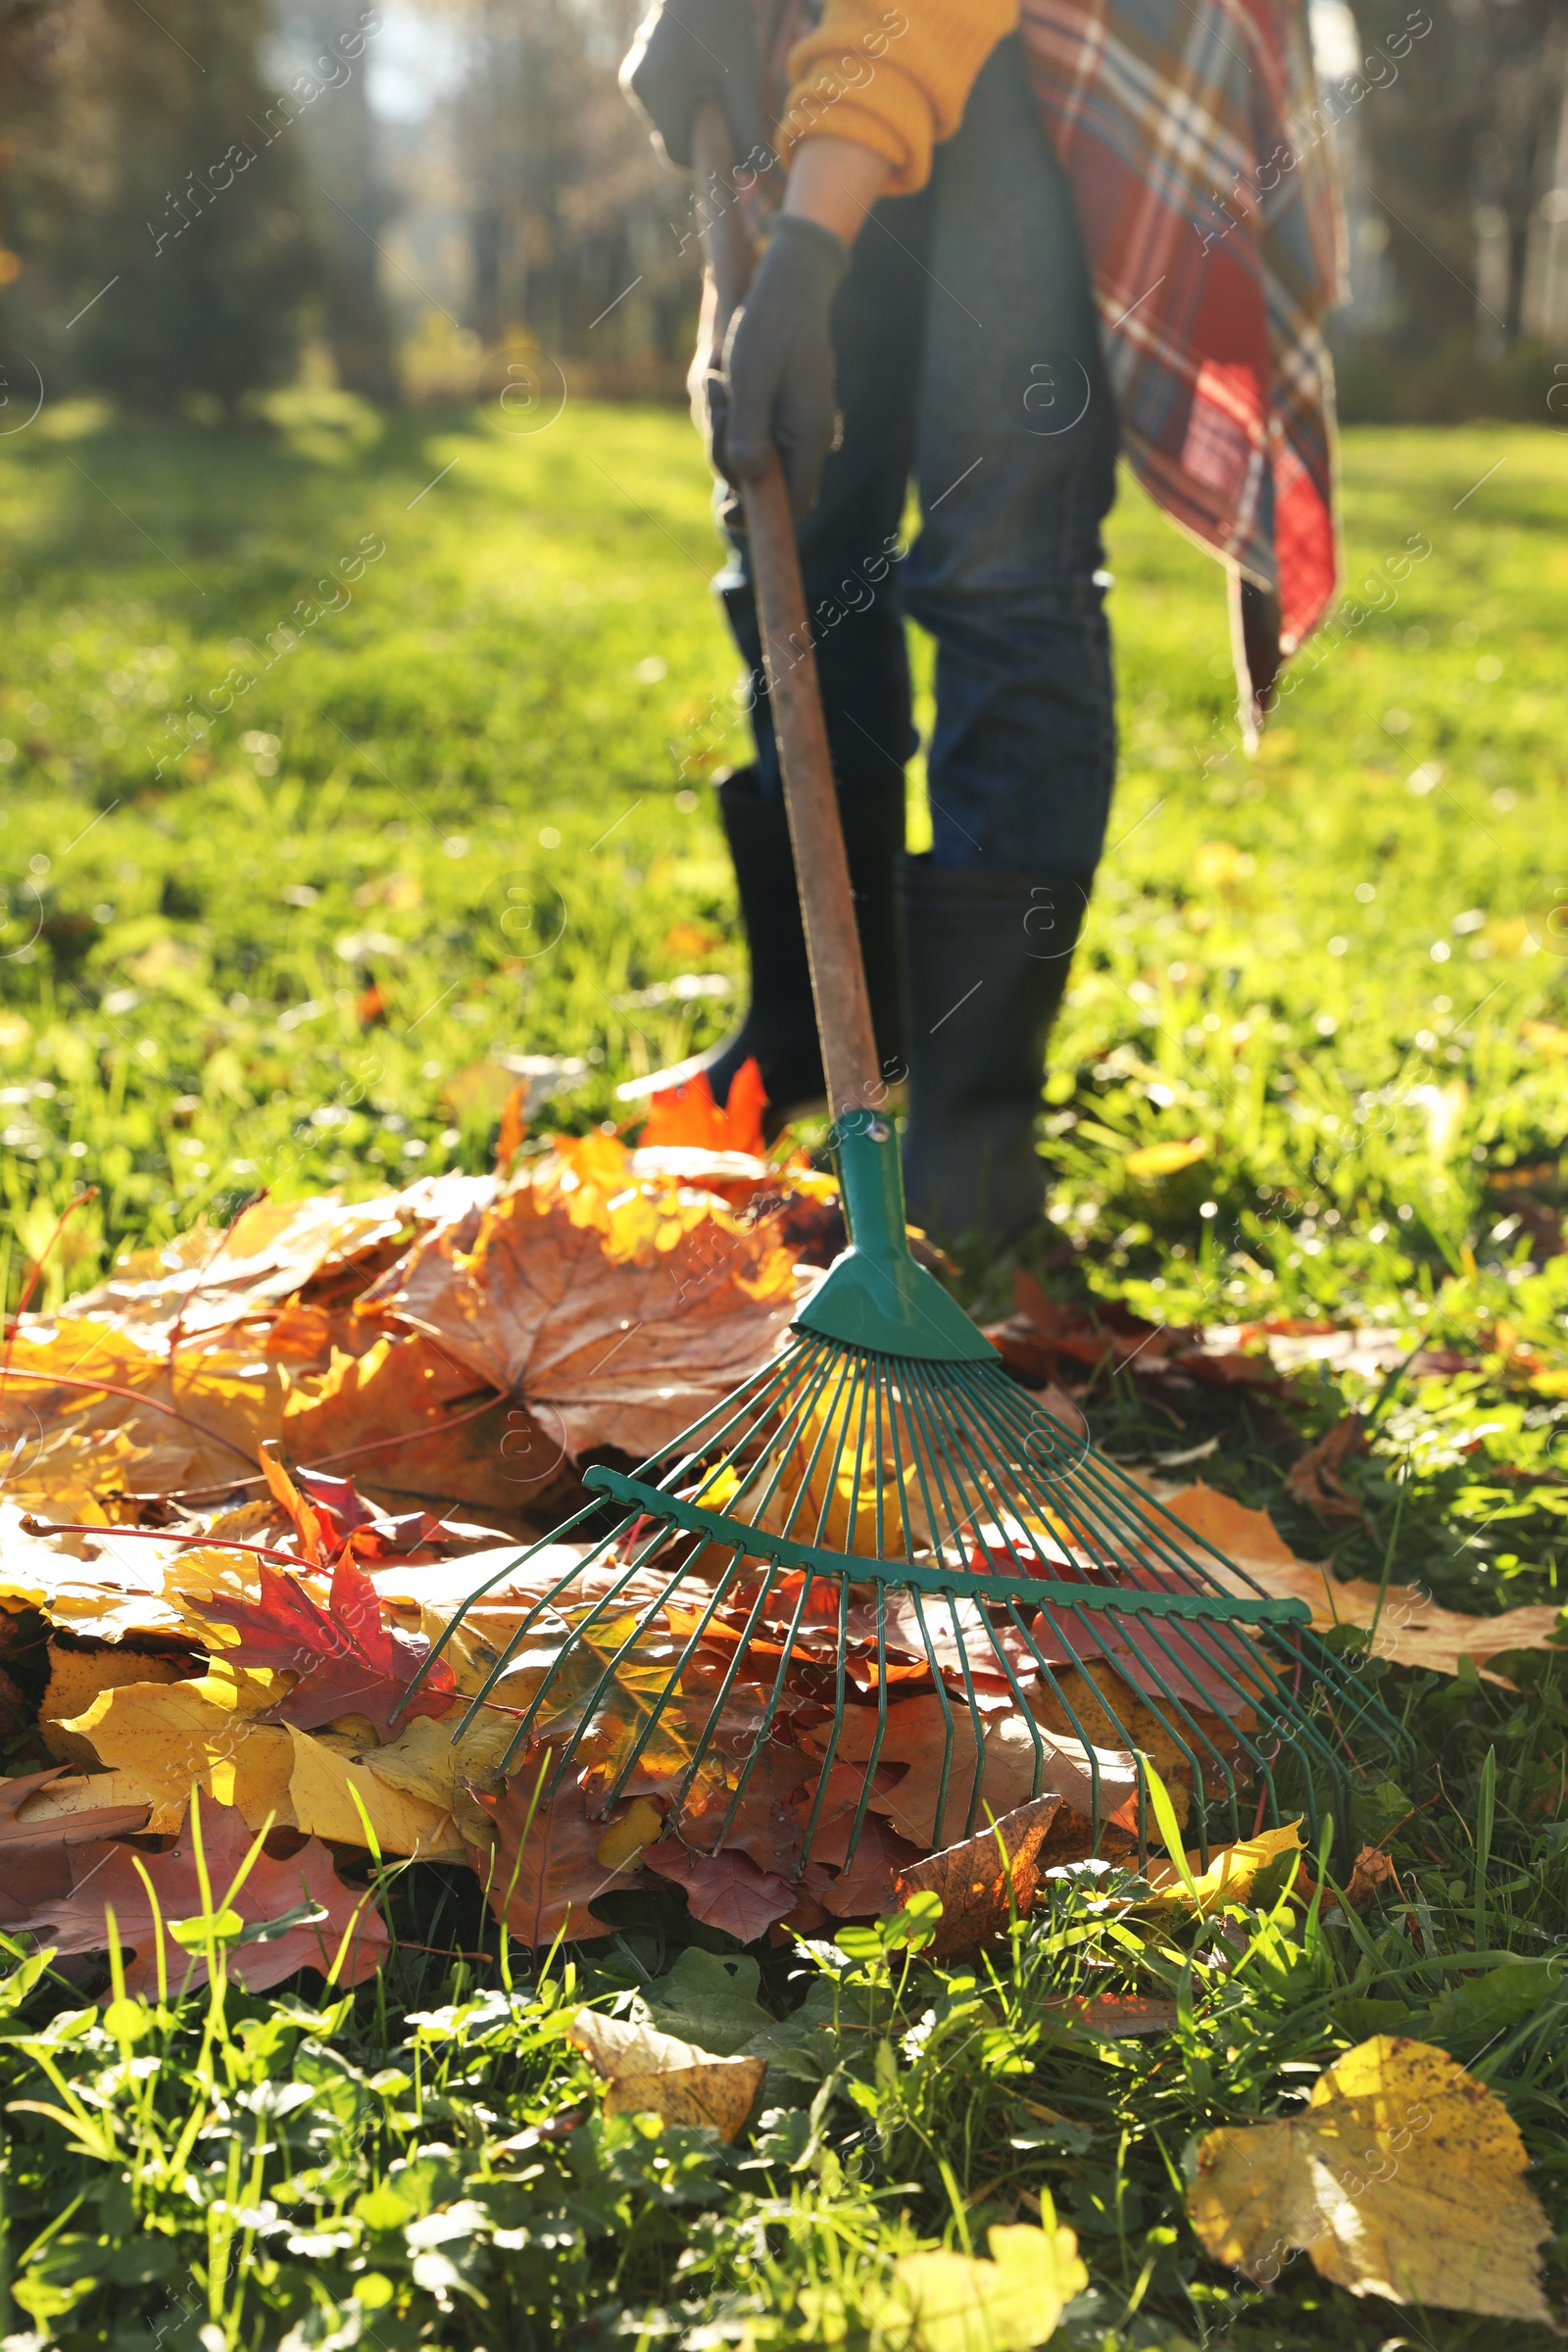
[700,765,906,1139]
[899,855,1091,1245]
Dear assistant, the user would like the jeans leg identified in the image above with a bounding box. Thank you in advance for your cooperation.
[715,181,931,803]
[904,35,1119,873]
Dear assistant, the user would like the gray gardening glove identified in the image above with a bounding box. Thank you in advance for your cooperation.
[620,0,770,174]
[718,213,849,516]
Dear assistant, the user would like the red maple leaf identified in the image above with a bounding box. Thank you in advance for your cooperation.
[13,1797,387,1996]
[643,1841,797,1941]
[196,1550,457,1734]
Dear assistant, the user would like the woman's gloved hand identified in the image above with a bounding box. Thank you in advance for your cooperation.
[620,0,770,173]
[718,214,849,515]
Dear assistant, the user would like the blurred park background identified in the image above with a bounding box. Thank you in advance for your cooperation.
[4,0,1568,425]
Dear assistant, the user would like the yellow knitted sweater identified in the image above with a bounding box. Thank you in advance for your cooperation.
[778,0,1019,195]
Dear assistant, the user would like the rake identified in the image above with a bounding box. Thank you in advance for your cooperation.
[406,110,1409,1887]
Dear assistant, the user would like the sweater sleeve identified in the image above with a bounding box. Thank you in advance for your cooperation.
[777,0,1019,196]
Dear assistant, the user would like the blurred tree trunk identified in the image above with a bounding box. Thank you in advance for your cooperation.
[284,0,402,401]
[1358,0,1568,357]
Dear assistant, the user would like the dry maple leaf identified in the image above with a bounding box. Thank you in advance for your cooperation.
[642,1840,797,1941]
[892,1794,1065,1962]
[1159,1482,1565,1679]
[357,1169,802,1459]
[192,1551,457,1735]
[817,1815,925,1920]
[467,1764,645,1945]
[282,1334,530,1515]
[12,1794,387,1995]
[0,1766,149,1925]
[566,2009,764,2143]
[811,1693,1138,1850]
[636,1057,768,1157]
[1189,2035,1553,2321]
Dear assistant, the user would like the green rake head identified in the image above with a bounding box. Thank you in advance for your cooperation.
[415,1112,1411,1886]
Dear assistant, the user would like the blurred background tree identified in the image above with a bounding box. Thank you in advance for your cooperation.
[2,0,1566,422]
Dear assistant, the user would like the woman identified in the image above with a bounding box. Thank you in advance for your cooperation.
[622,0,1341,1244]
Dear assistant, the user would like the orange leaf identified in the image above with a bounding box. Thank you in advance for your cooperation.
[638,1057,767,1155]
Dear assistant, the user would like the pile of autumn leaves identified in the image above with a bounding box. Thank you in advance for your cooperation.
[5,1136,1566,1990]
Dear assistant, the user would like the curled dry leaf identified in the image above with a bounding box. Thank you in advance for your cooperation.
[9,1794,387,1995]
[1159,1483,1565,1679]
[892,1794,1065,1962]
[1285,1413,1368,1526]
[1142,1820,1305,1915]
[1188,2035,1553,2321]
[566,2009,764,2144]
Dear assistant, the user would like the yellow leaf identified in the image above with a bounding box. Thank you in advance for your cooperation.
[1144,1820,1304,1914]
[1188,2035,1552,2321]
[63,1664,296,1830]
[1124,1138,1209,1180]
[566,2010,763,2144]
[891,2210,1089,2352]
[285,1726,464,1858]
[15,1768,184,1839]
[595,1795,664,1872]
[41,1642,195,1767]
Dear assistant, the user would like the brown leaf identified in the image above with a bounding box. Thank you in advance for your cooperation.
[358,1148,802,1458]
[282,1333,532,1514]
[1342,1842,1402,1909]
[1158,1482,1565,1679]
[10,1792,386,1993]
[805,1693,1138,1851]
[566,2008,764,2142]
[893,1795,1065,1961]
[642,1840,797,1940]
[1286,1414,1368,1527]
[816,1817,924,1919]
[468,1764,643,1946]
[0,1765,149,1925]
[1044,1993,1179,2038]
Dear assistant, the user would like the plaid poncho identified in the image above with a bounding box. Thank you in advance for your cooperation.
[765,0,1345,652]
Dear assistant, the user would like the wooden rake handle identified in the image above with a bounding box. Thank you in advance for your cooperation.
[690,102,881,1123]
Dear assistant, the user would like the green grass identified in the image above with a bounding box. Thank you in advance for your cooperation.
[2,397,1567,2349]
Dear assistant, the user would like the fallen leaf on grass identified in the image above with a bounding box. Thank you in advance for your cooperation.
[1160,1483,1565,1678]
[0,1766,149,1923]
[1341,1843,1402,1909]
[566,2009,764,2143]
[889,2211,1089,2352]
[643,1840,797,1941]
[1044,1993,1179,2038]
[1286,1414,1368,1526]
[1188,2035,1552,2320]
[892,1795,1064,1961]
[1143,1820,1305,1915]
[193,1549,457,1735]
[11,1795,387,1994]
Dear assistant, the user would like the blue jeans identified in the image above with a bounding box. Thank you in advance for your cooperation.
[716,34,1118,875]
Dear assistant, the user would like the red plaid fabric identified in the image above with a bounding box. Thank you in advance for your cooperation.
[1017,0,1344,648]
